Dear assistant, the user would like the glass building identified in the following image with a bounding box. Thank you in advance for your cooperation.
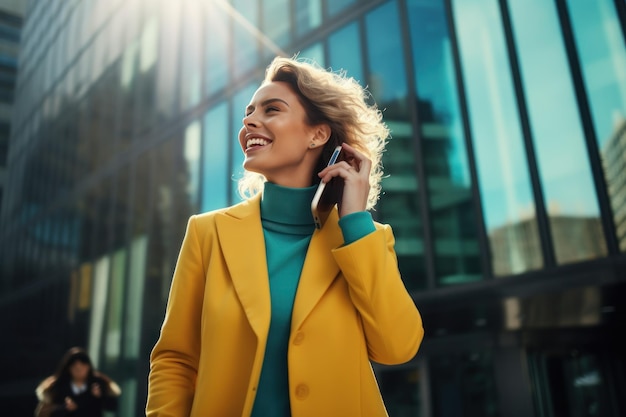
[1,0,625,415]
[0,0,25,221]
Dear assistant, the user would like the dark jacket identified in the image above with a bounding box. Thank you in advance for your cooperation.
[35,373,121,417]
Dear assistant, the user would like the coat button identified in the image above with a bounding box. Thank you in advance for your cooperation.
[293,332,305,345]
[295,384,309,399]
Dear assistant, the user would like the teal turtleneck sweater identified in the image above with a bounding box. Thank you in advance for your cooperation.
[251,182,375,416]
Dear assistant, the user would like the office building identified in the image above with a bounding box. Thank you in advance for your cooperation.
[0,0,25,220]
[1,0,625,416]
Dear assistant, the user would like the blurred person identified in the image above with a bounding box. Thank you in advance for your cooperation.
[34,347,121,417]
[146,56,424,417]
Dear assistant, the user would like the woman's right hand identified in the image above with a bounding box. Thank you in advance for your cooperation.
[65,397,77,411]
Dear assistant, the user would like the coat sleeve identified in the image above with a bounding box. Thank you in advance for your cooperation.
[332,224,424,365]
[146,216,205,417]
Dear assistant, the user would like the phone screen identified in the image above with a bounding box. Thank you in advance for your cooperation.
[311,146,344,229]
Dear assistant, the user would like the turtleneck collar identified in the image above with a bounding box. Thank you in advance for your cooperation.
[261,182,317,235]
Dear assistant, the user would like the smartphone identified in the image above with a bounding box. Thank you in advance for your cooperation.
[311,145,345,229]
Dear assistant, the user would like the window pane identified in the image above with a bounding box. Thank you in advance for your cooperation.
[328,22,364,84]
[232,0,259,79]
[566,0,626,251]
[453,0,543,276]
[125,235,147,359]
[262,0,290,49]
[184,120,202,212]
[88,255,110,367]
[295,0,322,37]
[508,0,607,264]
[326,0,355,17]
[104,248,126,362]
[408,0,483,286]
[204,0,229,96]
[299,43,325,67]
[365,0,425,290]
[155,0,182,120]
[202,102,229,212]
[430,351,499,417]
[180,0,203,110]
[379,367,423,416]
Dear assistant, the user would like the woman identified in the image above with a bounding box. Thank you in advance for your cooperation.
[147,56,424,417]
[35,347,121,417]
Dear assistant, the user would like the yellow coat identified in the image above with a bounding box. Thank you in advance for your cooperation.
[146,195,424,417]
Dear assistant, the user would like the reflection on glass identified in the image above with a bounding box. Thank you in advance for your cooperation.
[231,82,259,203]
[262,0,290,50]
[136,15,159,135]
[120,379,138,417]
[408,0,482,286]
[328,22,364,84]
[365,0,425,290]
[121,41,138,91]
[326,0,355,17]
[379,367,422,417]
[509,0,607,264]
[125,235,147,359]
[567,0,626,251]
[204,1,229,96]
[139,16,158,73]
[202,102,229,212]
[105,248,126,361]
[180,0,203,110]
[453,0,542,276]
[295,0,322,37]
[299,43,325,67]
[78,262,93,310]
[431,352,499,417]
[88,255,110,368]
[232,0,259,79]
[155,0,181,120]
[184,120,202,211]
[131,152,151,238]
[528,351,617,417]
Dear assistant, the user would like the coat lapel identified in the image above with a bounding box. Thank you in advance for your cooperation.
[215,196,344,337]
[214,195,271,339]
[291,209,343,331]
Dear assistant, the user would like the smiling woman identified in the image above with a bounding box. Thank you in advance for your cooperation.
[146,56,424,417]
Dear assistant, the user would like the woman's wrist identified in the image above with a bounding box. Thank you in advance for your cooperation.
[338,211,375,245]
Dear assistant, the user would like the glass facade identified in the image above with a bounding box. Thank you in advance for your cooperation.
[1,0,625,416]
[0,0,24,221]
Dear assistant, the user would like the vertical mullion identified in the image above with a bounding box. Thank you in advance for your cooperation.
[554,0,620,255]
[444,0,493,279]
[397,0,436,289]
[497,0,556,267]
[614,0,626,45]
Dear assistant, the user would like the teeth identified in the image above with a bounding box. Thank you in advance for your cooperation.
[246,138,270,148]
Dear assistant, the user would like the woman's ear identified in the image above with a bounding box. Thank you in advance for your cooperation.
[311,124,331,147]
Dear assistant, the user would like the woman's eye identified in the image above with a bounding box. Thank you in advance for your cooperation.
[266,106,279,113]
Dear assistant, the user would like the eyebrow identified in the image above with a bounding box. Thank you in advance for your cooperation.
[245,98,290,113]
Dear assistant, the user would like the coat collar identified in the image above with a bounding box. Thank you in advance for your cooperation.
[214,193,343,339]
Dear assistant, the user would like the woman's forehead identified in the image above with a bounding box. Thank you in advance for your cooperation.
[249,81,295,104]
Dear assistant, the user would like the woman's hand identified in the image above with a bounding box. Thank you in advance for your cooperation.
[318,142,371,218]
[91,383,102,398]
[65,397,78,411]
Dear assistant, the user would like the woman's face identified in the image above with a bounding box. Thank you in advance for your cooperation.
[69,360,90,382]
[238,81,326,187]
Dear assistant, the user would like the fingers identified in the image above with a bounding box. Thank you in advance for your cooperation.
[318,142,371,184]
[65,397,77,411]
[317,142,371,216]
[91,383,102,397]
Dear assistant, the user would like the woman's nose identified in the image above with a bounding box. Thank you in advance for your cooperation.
[243,111,260,127]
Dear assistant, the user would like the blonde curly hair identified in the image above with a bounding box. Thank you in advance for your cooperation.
[237,56,389,209]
